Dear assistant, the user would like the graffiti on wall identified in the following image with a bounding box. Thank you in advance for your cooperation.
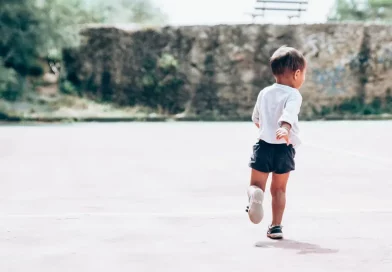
[376,47,392,69]
[311,65,349,95]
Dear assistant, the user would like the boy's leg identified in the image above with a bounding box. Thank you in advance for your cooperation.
[267,143,295,239]
[247,169,269,224]
[247,140,273,224]
[270,172,290,226]
[267,172,290,239]
[250,168,269,191]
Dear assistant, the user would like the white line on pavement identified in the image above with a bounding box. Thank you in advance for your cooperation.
[1,209,392,219]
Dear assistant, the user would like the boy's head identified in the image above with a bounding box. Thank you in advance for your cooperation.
[270,46,307,89]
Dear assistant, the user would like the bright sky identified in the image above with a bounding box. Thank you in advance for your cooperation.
[153,0,336,25]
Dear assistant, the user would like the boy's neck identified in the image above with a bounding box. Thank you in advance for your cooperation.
[275,78,297,89]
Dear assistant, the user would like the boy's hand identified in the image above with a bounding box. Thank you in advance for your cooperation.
[276,127,290,145]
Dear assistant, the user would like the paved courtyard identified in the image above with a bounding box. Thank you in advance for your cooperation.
[0,121,391,271]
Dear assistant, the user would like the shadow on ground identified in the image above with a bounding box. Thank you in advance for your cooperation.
[255,239,339,255]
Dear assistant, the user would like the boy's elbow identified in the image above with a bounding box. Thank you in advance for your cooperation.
[278,115,295,128]
[252,116,260,127]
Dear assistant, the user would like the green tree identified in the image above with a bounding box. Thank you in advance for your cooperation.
[0,0,99,75]
[0,0,166,100]
[0,0,99,98]
[0,0,44,76]
[328,0,392,22]
[87,0,167,25]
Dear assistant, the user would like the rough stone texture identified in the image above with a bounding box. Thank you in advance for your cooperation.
[63,23,392,119]
[366,25,392,100]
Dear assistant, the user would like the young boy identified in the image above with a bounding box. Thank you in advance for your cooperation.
[246,46,306,240]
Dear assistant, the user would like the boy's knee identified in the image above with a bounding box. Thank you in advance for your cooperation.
[270,187,286,197]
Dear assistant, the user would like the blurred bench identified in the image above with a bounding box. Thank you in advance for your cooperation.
[247,0,309,23]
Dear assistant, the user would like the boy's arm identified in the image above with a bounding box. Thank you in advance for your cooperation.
[278,92,302,129]
[276,92,302,143]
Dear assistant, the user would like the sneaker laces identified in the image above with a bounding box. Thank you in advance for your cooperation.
[269,225,283,229]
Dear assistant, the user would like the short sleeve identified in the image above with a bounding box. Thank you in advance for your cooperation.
[278,92,302,127]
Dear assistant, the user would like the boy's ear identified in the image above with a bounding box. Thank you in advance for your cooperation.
[294,69,300,79]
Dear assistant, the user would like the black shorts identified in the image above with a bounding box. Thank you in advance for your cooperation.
[249,140,296,174]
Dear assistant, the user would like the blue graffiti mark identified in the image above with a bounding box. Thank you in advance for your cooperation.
[312,65,347,95]
[376,48,392,69]
[311,48,392,95]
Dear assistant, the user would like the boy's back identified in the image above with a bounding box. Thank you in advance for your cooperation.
[246,46,306,239]
[252,83,302,147]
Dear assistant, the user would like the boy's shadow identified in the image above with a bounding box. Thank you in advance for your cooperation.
[255,239,339,255]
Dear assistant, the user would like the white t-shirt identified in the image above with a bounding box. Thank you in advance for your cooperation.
[252,83,303,147]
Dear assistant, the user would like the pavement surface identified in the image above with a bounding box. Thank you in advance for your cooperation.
[1,121,392,271]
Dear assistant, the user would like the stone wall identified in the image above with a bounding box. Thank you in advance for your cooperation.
[63,23,392,120]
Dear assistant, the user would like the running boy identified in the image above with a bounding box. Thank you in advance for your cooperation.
[246,46,306,240]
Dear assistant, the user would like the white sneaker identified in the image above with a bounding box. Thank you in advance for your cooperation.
[246,186,264,224]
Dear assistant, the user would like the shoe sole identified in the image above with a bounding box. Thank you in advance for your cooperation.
[248,189,264,224]
[267,233,284,240]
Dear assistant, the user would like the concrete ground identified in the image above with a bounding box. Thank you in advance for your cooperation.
[0,121,392,271]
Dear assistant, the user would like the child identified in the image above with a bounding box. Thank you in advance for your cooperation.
[246,46,306,240]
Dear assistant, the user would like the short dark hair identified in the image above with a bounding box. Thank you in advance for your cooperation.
[270,46,306,76]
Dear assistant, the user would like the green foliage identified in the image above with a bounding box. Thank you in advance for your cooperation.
[335,97,363,113]
[0,58,20,101]
[320,106,333,116]
[139,53,187,114]
[328,0,392,22]
[60,79,79,96]
[193,53,219,115]
[37,0,102,50]
[0,0,102,74]
[0,1,44,76]
[85,0,167,25]
[312,95,390,117]
[158,54,179,71]
[385,88,392,112]
[0,0,166,100]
